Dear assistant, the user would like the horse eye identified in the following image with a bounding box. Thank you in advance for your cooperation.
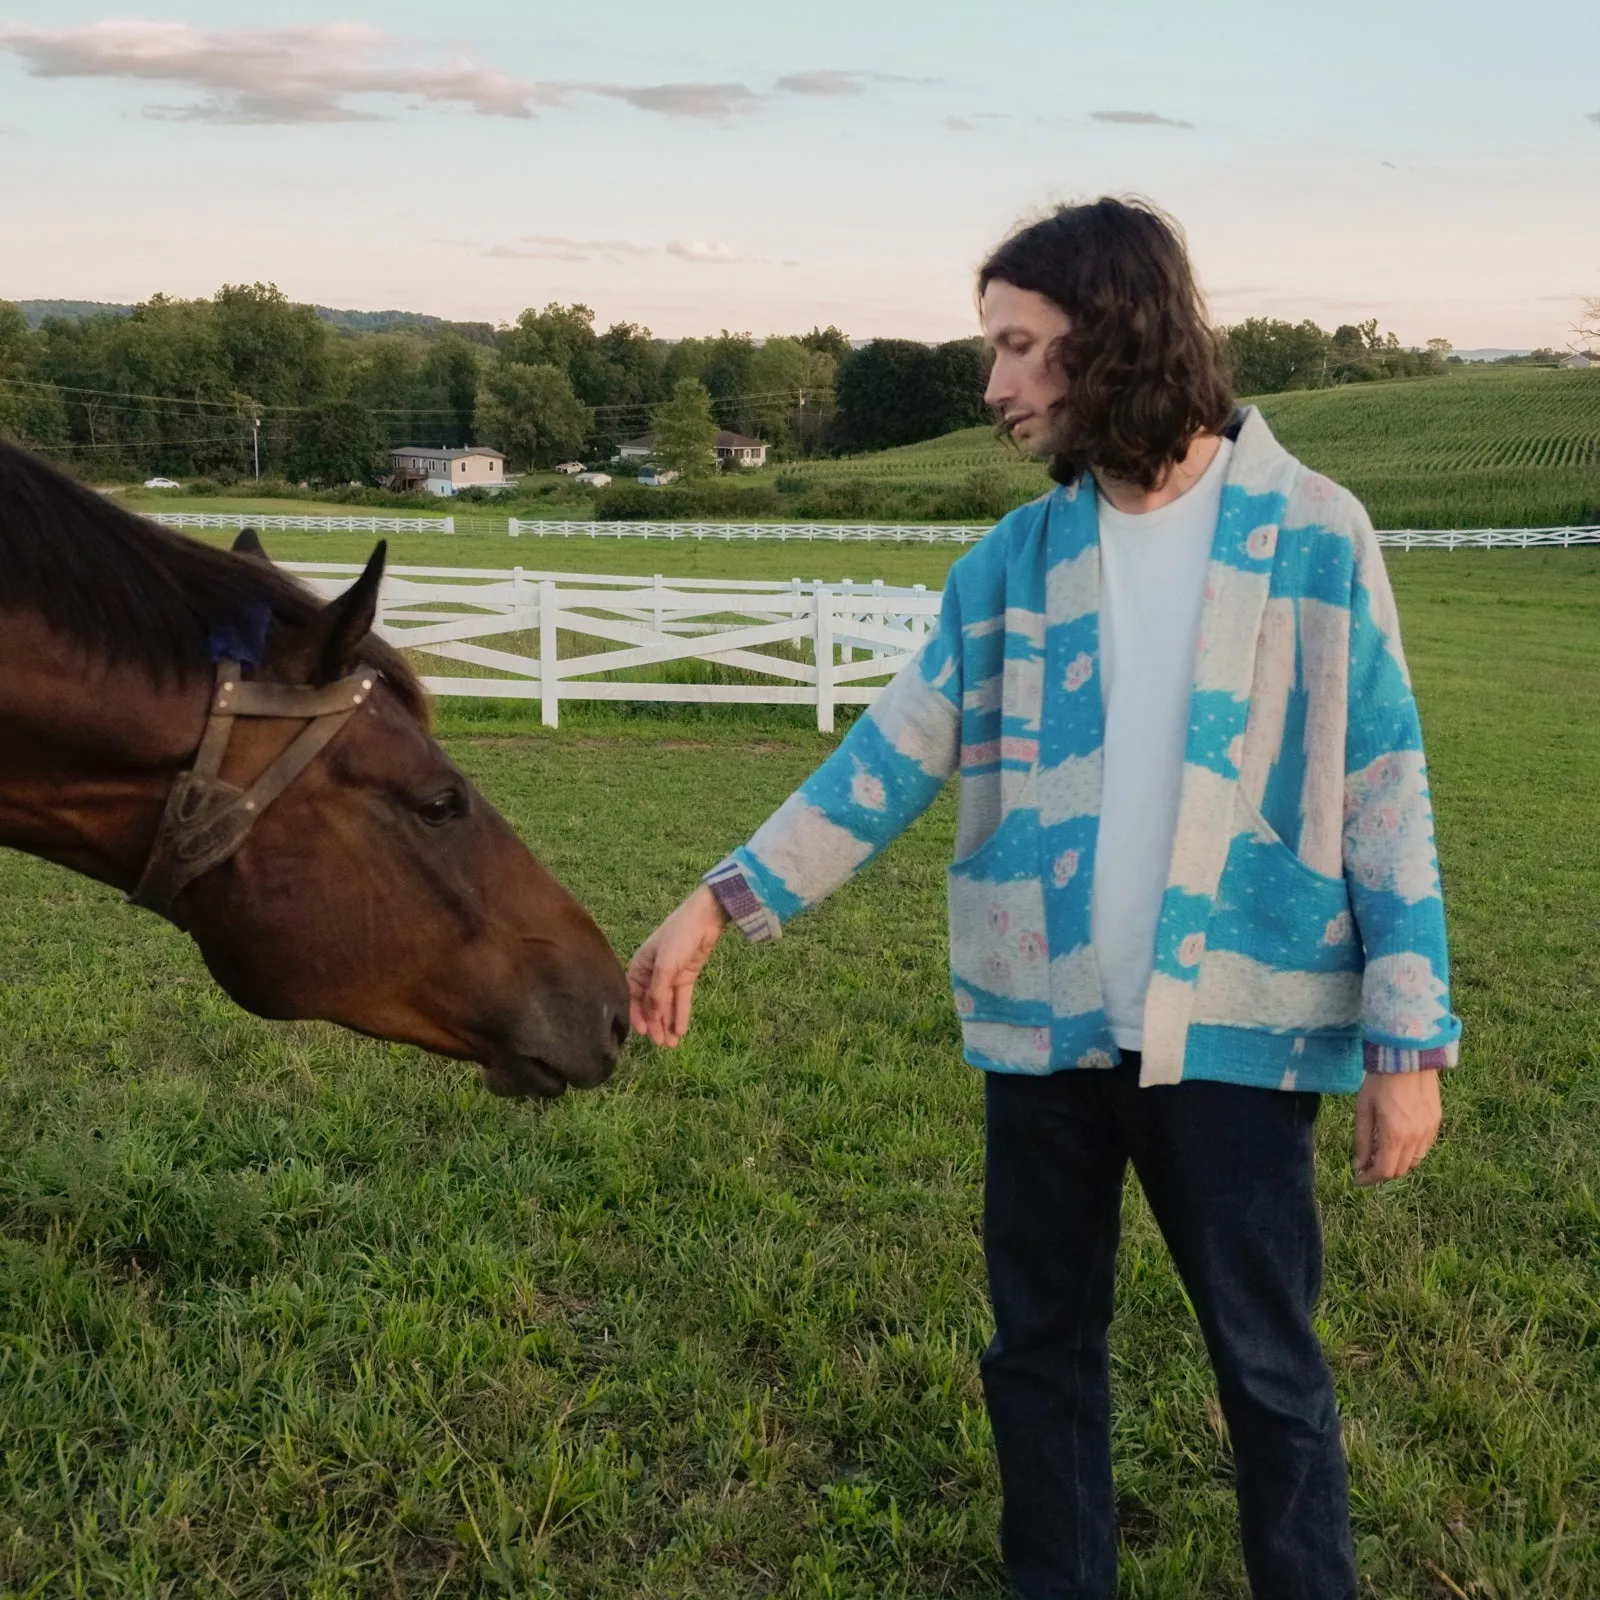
[417,788,467,826]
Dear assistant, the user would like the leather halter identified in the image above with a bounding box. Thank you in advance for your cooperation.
[130,657,376,918]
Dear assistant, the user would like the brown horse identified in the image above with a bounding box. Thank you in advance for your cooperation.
[0,443,628,1097]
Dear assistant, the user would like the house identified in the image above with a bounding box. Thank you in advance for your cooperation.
[638,466,679,486]
[575,471,611,487]
[389,446,505,497]
[1559,353,1594,369]
[554,460,586,474]
[714,429,768,469]
[614,430,770,469]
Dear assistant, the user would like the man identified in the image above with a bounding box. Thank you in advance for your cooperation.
[628,198,1459,1600]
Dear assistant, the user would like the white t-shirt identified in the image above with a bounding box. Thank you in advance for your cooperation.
[1092,437,1234,1051]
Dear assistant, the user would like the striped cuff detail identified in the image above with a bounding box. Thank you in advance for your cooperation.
[705,857,782,944]
[1363,1040,1459,1074]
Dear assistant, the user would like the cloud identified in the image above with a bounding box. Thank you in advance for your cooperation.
[775,69,937,96]
[1380,159,1397,169]
[1091,109,1195,129]
[1588,111,1600,124]
[943,115,974,131]
[666,239,742,266]
[486,234,653,262]
[585,81,757,119]
[0,22,764,124]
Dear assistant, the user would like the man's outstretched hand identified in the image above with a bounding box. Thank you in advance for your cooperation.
[1351,1069,1442,1186]
[628,885,730,1048]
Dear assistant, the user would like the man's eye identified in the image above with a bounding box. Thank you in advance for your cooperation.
[417,789,467,826]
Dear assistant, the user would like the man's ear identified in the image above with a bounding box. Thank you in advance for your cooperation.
[271,541,387,685]
[231,526,272,564]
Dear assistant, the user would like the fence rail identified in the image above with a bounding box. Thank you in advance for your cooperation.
[146,511,1600,548]
[284,563,936,730]
[507,518,989,542]
[148,512,455,533]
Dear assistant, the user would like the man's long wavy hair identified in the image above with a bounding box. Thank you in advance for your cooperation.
[979,198,1235,491]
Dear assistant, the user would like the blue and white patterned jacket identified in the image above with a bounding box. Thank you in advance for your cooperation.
[708,408,1461,1094]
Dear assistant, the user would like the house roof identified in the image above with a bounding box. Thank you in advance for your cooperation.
[617,435,654,450]
[714,430,765,449]
[390,446,504,460]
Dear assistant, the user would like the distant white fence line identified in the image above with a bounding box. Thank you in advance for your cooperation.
[507,518,989,543]
[283,562,937,730]
[1378,526,1600,549]
[147,510,1600,548]
[148,512,455,533]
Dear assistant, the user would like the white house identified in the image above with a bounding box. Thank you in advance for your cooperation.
[390,446,505,497]
[714,429,768,469]
[1559,353,1594,369]
[614,430,770,469]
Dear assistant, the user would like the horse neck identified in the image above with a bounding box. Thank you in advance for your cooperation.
[0,610,206,891]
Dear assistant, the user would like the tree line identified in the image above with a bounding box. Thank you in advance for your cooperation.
[0,282,1460,487]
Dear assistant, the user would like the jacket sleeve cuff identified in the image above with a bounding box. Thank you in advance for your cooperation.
[704,856,782,944]
[1363,1039,1459,1074]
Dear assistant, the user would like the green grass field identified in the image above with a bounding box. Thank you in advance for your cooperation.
[109,364,1600,537]
[1,550,1597,1596]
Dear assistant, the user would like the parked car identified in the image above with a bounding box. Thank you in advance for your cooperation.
[553,460,586,474]
[143,477,182,489]
[638,467,679,487]
[575,471,611,487]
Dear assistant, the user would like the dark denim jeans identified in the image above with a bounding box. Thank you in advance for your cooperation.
[981,1054,1357,1600]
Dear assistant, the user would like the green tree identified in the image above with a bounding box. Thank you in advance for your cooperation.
[651,378,718,479]
[285,397,387,485]
[499,304,610,405]
[1223,318,1330,394]
[476,361,590,469]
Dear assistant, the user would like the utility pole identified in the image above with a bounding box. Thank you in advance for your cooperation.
[252,416,261,481]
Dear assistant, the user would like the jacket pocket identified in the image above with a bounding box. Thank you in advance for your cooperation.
[1194,789,1361,1034]
[946,814,1051,1025]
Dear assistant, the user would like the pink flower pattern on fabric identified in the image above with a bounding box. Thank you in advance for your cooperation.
[1064,652,1093,692]
[1363,952,1449,1040]
[1178,932,1205,967]
[1343,750,1438,904]
[1052,849,1080,888]
[850,765,886,812]
[1246,524,1278,560]
[954,989,975,1017]
[1019,931,1047,964]
[988,903,1010,936]
[1321,910,1354,946]
[1077,1048,1114,1070]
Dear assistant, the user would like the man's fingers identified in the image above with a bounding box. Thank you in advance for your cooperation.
[1352,1094,1379,1177]
[671,976,695,1043]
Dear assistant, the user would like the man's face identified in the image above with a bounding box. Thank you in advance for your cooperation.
[981,280,1071,457]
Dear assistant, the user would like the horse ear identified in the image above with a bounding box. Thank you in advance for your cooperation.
[232,526,272,564]
[271,541,387,685]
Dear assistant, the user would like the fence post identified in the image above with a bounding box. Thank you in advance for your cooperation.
[443,516,455,534]
[814,583,835,733]
[539,579,559,728]
[508,518,520,538]
[912,582,927,644]
[840,579,854,663]
[653,573,665,635]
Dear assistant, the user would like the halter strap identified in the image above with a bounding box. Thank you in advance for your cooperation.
[129,658,376,918]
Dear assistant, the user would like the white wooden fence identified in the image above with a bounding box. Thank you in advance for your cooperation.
[1377,526,1600,549]
[509,518,1600,548]
[507,518,989,543]
[148,512,455,533]
[146,510,1600,548]
[283,563,939,730]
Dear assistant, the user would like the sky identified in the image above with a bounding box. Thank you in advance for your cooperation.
[0,0,1596,349]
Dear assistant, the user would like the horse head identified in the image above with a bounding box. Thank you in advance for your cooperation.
[168,534,629,1098]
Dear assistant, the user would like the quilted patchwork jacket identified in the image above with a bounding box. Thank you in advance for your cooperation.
[708,408,1461,1093]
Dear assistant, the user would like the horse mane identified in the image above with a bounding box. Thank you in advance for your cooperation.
[0,442,429,724]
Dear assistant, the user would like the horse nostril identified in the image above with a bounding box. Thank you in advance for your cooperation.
[609,1010,628,1052]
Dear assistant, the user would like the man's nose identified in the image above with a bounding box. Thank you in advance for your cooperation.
[983,361,1008,409]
